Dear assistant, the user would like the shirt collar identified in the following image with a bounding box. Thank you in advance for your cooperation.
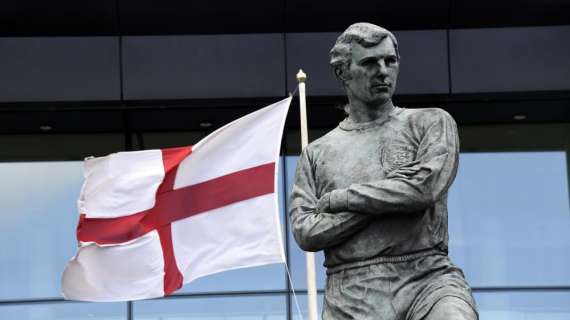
[339,106,403,131]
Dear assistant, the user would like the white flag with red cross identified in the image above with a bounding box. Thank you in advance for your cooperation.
[61,97,291,302]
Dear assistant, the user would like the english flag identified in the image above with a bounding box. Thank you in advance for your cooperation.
[62,97,291,302]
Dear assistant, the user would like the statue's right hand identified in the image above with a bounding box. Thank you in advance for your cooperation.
[316,192,331,213]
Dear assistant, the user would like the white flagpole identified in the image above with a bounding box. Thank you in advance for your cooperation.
[296,69,318,320]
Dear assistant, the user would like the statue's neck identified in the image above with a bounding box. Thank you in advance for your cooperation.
[346,99,395,123]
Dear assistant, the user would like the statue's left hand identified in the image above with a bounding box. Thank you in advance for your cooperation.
[386,165,421,179]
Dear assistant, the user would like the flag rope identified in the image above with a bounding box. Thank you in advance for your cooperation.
[289,85,299,97]
[285,262,306,320]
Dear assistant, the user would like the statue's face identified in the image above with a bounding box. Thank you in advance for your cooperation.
[344,37,399,106]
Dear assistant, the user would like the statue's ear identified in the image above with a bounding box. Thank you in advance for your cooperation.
[335,67,348,82]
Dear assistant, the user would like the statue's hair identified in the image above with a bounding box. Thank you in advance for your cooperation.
[329,22,399,82]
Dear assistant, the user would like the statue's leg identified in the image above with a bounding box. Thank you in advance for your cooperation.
[423,296,478,320]
[402,255,478,320]
[323,264,402,320]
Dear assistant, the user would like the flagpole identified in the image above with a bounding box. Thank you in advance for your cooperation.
[296,69,318,320]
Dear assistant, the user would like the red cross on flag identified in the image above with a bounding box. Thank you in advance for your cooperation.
[61,97,291,302]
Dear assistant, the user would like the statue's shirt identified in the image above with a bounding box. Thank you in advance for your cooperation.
[289,107,460,269]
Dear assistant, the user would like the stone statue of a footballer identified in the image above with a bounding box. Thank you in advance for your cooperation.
[289,22,478,320]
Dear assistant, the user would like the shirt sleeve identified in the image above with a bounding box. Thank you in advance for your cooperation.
[328,109,460,215]
[288,148,370,252]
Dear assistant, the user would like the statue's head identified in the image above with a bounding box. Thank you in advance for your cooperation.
[330,23,400,105]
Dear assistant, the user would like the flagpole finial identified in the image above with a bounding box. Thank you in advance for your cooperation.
[296,69,307,83]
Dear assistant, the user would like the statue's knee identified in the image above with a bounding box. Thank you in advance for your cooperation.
[424,296,477,320]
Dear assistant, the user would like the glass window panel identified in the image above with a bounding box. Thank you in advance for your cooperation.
[286,229,327,291]
[0,162,83,300]
[178,263,286,293]
[474,290,570,320]
[290,293,324,320]
[449,152,570,287]
[0,157,287,300]
[285,152,570,289]
[178,158,287,293]
[284,156,327,290]
[0,301,126,320]
[133,295,287,320]
[288,291,570,320]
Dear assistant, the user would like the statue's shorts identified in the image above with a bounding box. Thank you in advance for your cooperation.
[323,254,478,320]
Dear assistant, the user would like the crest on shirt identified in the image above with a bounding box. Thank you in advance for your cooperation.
[380,144,416,173]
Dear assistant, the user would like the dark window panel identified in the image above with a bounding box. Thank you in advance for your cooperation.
[122,35,286,100]
[285,0,449,32]
[118,0,284,35]
[140,132,207,149]
[459,124,570,151]
[128,106,276,132]
[450,0,570,29]
[394,30,449,94]
[0,134,125,161]
[286,30,448,96]
[450,26,570,93]
[1,0,570,37]
[0,37,121,102]
[0,1,117,36]
[0,110,124,134]
[285,33,343,96]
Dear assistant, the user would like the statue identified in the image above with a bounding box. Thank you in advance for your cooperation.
[289,23,479,320]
